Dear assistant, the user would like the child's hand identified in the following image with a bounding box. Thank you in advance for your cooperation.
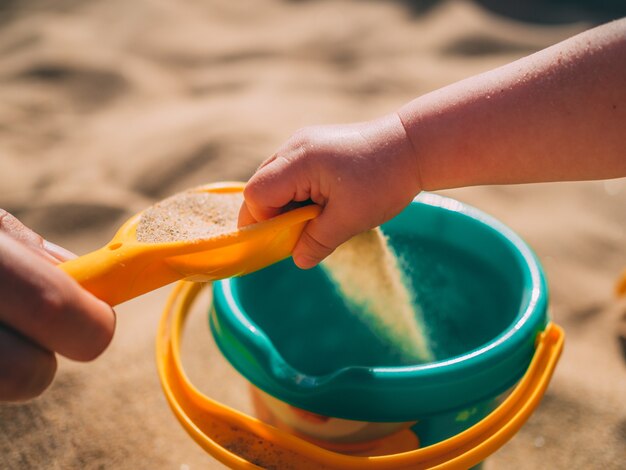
[242,18,625,270]
[240,113,420,269]
[0,210,115,401]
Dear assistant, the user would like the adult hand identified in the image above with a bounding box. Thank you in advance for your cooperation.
[0,210,115,401]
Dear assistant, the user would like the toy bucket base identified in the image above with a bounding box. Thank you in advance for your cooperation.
[250,385,420,456]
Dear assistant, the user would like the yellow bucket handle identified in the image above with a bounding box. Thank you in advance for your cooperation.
[616,268,626,297]
[156,281,564,470]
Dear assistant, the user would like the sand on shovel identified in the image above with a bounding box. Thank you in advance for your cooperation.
[321,228,433,363]
[136,190,243,243]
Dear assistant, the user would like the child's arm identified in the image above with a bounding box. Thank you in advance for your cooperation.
[241,19,626,269]
[399,18,626,191]
[0,210,115,401]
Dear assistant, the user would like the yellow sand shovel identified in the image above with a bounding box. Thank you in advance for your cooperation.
[59,182,320,306]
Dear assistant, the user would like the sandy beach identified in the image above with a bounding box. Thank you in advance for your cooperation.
[0,0,625,468]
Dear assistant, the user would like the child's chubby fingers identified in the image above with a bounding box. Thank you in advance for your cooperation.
[237,201,257,228]
[291,202,359,269]
[0,324,57,401]
[291,224,336,269]
[242,139,318,224]
[243,157,302,223]
[0,233,116,363]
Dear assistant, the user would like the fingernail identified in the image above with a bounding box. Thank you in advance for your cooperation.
[237,203,258,228]
[43,240,77,262]
[293,254,317,270]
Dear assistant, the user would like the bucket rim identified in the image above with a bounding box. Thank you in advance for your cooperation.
[211,193,549,420]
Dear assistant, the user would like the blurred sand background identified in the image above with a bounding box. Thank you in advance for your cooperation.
[0,0,625,468]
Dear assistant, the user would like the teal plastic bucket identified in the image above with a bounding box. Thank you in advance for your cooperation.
[210,193,548,450]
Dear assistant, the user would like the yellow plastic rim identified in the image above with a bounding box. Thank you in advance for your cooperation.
[156,281,564,469]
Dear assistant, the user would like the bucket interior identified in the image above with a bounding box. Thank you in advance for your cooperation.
[233,202,525,377]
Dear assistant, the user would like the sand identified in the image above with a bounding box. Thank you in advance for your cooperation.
[321,228,433,363]
[0,1,625,469]
[136,190,242,243]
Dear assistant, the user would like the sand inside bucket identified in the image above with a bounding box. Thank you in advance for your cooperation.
[136,190,243,243]
[321,229,433,363]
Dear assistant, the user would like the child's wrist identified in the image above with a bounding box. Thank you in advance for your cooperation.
[397,97,450,192]
[392,110,425,195]
[361,112,423,199]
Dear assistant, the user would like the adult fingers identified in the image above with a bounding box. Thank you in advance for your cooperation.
[0,233,115,362]
[42,240,77,263]
[0,209,76,263]
[0,324,57,402]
